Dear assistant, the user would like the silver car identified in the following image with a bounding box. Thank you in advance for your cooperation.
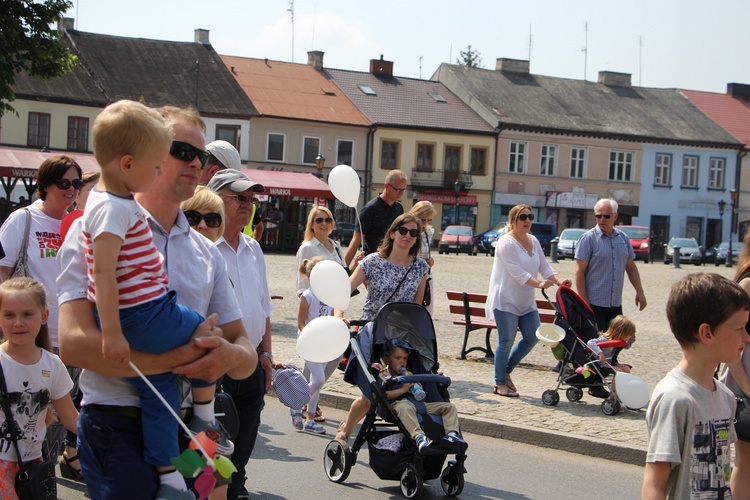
[556,228,587,259]
[664,237,702,266]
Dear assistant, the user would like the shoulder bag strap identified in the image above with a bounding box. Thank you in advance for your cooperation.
[16,208,31,266]
[385,256,416,303]
[0,362,25,466]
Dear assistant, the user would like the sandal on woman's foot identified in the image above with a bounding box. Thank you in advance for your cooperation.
[313,406,326,422]
[334,420,350,442]
[59,454,85,482]
[505,375,517,392]
[493,385,519,398]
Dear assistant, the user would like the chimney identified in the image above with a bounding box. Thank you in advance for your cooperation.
[370,55,393,77]
[194,29,210,45]
[58,17,74,32]
[598,71,631,87]
[307,50,324,70]
[727,83,750,98]
[495,58,529,74]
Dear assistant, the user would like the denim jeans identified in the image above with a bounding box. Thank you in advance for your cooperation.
[493,309,541,386]
[222,364,266,500]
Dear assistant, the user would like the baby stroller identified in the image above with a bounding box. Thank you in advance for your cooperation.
[323,302,467,498]
[540,286,627,416]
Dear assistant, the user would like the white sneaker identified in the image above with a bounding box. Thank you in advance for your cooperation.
[303,420,326,434]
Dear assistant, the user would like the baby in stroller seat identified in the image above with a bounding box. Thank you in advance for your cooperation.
[380,338,467,454]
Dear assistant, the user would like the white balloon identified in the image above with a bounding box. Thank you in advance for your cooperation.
[297,316,350,363]
[309,260,350,311]
[615,372,650,409]
[328,165,360,207]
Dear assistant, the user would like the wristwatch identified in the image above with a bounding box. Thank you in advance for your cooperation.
[260,351,273,362]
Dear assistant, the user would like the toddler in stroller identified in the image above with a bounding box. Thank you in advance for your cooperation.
[324,302,467,497]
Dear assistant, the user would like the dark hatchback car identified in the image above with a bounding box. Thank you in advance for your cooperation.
[479,221,557,256]
[331,221,355,246]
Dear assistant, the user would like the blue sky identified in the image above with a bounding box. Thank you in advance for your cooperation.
[67,0,749,93]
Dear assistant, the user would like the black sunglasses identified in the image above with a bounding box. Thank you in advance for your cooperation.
[315,217,333,224]
[396,226,419,237]
[220,193,252,204]
[184,210,222,228]
[170,141,209,168]
[54,178,84,190]
[518,213,534,221]
[595,214,612,219]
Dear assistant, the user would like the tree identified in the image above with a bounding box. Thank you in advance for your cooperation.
[0,0,78,117]
[456,45,483,69]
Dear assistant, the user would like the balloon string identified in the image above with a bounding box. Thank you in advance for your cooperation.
[128,361,215,468]
[356,211,364,255]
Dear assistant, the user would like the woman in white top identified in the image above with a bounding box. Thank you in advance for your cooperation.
[295,206,345,294]
[410,201,436,316]
[485,204,570,397]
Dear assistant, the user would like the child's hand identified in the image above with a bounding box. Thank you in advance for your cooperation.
[192,313,221,339]
[103,334,131,365]
[599,353,607,364]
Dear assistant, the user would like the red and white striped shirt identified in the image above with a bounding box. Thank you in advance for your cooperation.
[82,189,168,308]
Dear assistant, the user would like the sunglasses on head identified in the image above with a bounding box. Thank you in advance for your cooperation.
[170,141,209,169]
[595,214,612,219]
[396,226,419,237]
[315,217,333,224]
[221,193,252,203]
[184,210,222,228]
[518,213,534,221]
[54,178,84,190]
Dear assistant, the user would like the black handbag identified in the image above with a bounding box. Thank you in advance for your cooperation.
[421,276,432,307]
[736,396,750,442]
[214,391,240,440]
[0,363,57,500]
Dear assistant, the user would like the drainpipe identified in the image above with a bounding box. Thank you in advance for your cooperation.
[491,124,503,223]
[736,148,747,237]
[365,125,377,207]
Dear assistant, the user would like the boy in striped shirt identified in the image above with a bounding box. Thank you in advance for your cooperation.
[82,100,232,499]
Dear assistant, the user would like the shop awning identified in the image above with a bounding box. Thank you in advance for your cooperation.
[0,148,101,178]
[242,169,333,199]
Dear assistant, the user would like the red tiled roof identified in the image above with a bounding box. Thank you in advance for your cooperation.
[222,56,370,127]
[681,89,750,146]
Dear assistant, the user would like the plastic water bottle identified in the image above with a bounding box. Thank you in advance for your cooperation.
[410,383,426,401]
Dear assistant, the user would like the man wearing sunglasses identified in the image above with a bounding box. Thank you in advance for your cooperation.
[344,169,407,267]
[575,198,647,334]
[57,106,258,500]
[207,168,277,499]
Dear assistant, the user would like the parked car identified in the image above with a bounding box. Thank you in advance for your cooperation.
[438,225,478,255]
[664,237,702,266]
[617,225,651,262]
[703,243,721,264]
[331,221,355,246]
[479,221,556,256]
[555,228,587,259]
[714,242,744,266]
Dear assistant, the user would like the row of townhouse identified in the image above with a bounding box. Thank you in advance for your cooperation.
[1,19,748,255]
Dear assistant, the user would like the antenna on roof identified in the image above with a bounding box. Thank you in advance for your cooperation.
[311,4,316,50]
[580,21,589,81]
[638,35,643,86]
[194,60,200,107]
[419,56,423,79]
[528,24,532,61]
[288,0,295,63]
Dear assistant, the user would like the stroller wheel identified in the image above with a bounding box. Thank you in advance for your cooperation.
[323,439,353,483]
[601,398,621,416]
[400,463,422,498]
[440,464,465,496]
[541,389,560,406]
[565,387,583,402]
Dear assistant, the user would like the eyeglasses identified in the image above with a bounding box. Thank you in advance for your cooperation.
[184,210,222,228]
[170,141,209,169]
[397,226,419,237]
[518,213,534,221]
[389,184,407,194]
[314,217,333,224]
[220,193,252,203]
[595,214,612,219]
[420,219,432,223]
[54,178,84,190]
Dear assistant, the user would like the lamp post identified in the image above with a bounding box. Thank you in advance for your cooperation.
[315,153,325,179]
[453,180,461,226]
[728,189,738,268]
[718,199,726,265]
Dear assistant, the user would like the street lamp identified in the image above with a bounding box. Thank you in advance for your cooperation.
[718,199,726,266]
[728,189,738,268]
[315,153,325,179]
[453,180,461,226]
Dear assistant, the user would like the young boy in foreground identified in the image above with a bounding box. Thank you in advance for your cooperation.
[642,272,750,499]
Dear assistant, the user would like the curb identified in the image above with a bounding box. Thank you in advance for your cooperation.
[318,391,646,467]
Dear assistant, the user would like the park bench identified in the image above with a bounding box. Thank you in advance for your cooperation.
[446,291,557,359]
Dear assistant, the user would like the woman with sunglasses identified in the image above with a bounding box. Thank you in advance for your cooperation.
[336,213,430,442]
[60,171,101,240]
[486,204,570,398]
[410,201,437,316]
[295,206,343,294]
[180,186,226,243]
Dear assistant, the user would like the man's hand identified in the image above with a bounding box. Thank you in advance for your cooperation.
[173,335,240,383]
[260,354,273,393]
[635,291,647,311]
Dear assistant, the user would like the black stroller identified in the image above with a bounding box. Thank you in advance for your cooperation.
[323,302,467,498]
[540,286,627,416]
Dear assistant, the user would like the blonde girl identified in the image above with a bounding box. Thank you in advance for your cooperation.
[410,201,436,316]
[0,278,78,498]
[293,257,337,434]
[587,315,637,373]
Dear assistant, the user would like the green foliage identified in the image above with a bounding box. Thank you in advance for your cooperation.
[456,45,483,69]
[0,0,77,117]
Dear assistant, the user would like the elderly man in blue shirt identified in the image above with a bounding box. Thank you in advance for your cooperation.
[574,198,647,332]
